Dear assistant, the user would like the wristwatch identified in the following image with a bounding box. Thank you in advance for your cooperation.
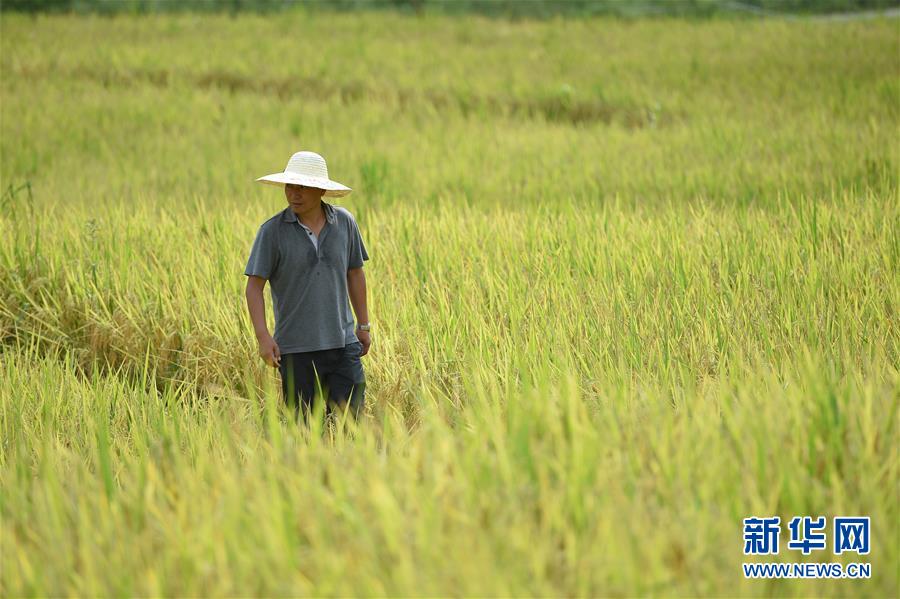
[356,322,371,332]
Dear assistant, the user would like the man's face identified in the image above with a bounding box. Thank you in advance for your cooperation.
[285,183,326,210]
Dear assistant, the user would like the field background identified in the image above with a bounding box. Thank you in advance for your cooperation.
[1,6,898,597]
[4,0,900,18]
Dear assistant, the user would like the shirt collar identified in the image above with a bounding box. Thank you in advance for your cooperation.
[282,201,336,225]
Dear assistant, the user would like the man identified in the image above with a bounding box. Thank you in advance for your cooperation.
[244,150,371,425]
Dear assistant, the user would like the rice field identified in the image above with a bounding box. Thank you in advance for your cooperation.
[1,9,898,597]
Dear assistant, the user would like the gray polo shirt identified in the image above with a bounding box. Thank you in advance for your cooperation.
[244,201,369,353]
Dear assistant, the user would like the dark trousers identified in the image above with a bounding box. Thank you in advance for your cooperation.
[278,340,366,425]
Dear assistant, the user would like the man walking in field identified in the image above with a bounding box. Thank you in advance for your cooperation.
[244,150,371,426]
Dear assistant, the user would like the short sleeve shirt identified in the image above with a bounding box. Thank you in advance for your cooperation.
[244,201,370,353]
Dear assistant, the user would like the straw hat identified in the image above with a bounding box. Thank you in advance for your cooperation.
[256,151,352,198]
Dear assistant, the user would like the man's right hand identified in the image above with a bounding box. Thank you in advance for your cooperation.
[258,335,281,368]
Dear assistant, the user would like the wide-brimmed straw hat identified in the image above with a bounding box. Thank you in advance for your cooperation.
[256,151,352,198]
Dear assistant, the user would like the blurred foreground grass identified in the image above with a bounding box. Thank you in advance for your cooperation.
[2,343,896,596]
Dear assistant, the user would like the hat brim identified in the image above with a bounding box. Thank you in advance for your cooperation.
[256,172,352,198]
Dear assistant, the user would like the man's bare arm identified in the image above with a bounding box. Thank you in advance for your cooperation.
[245,275,270,339]
[245,275,280,367]
[347,267,370,356]
[347,267,369,325]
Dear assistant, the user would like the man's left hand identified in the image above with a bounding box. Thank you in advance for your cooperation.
[356,329,371,356]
